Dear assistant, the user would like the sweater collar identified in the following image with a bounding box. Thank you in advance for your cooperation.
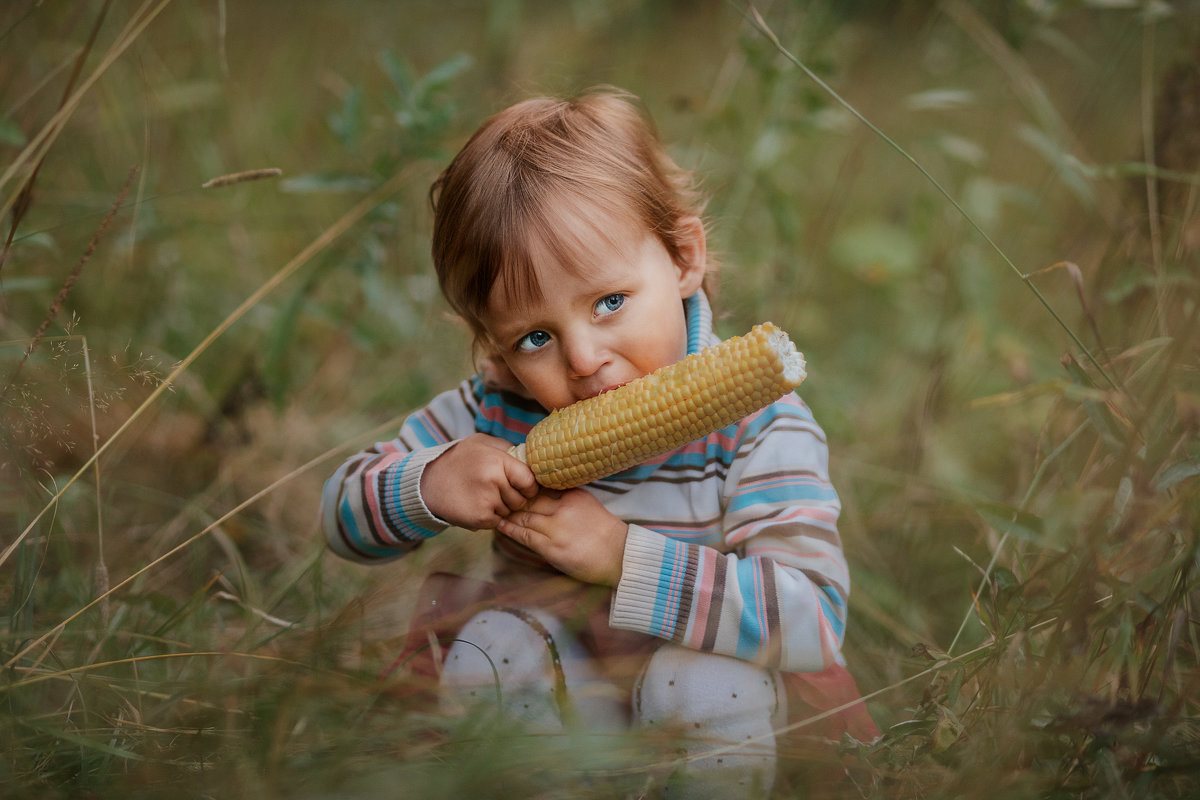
[684,289,716,356]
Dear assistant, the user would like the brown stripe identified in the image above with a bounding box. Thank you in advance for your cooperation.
[732,467,824,484]
[339,486,377,560]
[416,405,454,446]
[339,456,383,546]
[671,545,700,644]
[732,420,826,460]
[591,465,730,493]
[700,555,726,651]
[372,459,399,542]
[760,562,780,661]
[625,514,723,532]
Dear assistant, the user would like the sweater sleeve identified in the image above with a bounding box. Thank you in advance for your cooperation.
[609,394,849,673]
[321,380,481,563]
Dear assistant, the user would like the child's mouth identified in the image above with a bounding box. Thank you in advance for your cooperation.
[586,381,629,401]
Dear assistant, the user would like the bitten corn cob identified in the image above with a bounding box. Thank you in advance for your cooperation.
[510,323,806,489]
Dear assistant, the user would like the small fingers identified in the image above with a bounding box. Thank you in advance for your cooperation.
[498,483,530,514]
[496,515,538,550]
[503,456,540,500]
[519,491,563,517]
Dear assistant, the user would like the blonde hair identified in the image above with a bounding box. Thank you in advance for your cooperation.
[430,86,709,347]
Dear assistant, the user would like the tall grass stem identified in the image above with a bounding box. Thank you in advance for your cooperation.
[3,168,413,584]
[740,3,1120,392]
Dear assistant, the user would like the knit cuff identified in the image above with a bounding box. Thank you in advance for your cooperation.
[610,524,679,639]
[386,441,456,538]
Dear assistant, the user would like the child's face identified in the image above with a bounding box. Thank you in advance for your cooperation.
[481,216,706,411]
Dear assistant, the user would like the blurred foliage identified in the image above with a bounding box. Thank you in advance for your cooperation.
[2,0,1199,798]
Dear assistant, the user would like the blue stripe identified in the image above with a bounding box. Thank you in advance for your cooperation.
[818,586,846,643]
[684,292,703,355]
[734,558,764,660]
[337,494,361,540]
[650,537,684,637]
[403,413,444,448]
[338,495,403,558]
[646,523,722,543]
[470,376,542,423]
[604,422,746,482]
[385,452,437,540]
[480,398,546,428]
[728,483,837,512]
[468,376,549,443]
[742,401,813,436]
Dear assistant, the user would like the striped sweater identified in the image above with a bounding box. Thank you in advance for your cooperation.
[321,292,850,673]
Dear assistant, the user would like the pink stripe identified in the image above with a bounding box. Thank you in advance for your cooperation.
[640,432,737,467]
[675,429,741,455]
[727,507,839,544]
[737,474,827,492]
[644,411,794,463]
[412,412,450,445]
[687,549,716,649]
[771,506,839,525]
[479,404,534,434]
[754,558,769,660]
[362,453,405,543]
[744,544,843,564]
[650,524,720,540]
[664,542,688,633]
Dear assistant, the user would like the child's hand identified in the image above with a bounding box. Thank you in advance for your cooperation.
[496,489,628,586]
[421,434,539,530]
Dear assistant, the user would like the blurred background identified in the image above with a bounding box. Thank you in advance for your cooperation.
[3,1,1198,797]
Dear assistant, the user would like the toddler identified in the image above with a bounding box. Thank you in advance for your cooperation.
[321,86,876,798]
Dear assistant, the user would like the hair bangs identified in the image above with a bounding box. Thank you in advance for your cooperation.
[489,179,642,309]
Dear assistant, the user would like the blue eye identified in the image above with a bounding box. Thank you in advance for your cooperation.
[516,330,551,352]
[596,294,625,315]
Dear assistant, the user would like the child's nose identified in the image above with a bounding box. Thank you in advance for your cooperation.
[563,335,608,378]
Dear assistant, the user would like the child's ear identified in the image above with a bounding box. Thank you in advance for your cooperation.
[674,215,707,297]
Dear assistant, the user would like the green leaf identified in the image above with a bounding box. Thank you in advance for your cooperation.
[377,49,414,95]
[18,716,155,763]
[975,501,1050,547]
[417,52,473,94]
[327,85,364,148]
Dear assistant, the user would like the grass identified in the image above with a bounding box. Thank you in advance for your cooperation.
[2,1,1199,797]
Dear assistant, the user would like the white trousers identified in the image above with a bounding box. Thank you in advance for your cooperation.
[439,606,786,799]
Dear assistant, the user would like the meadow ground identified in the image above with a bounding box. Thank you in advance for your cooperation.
[2,2,1198,797]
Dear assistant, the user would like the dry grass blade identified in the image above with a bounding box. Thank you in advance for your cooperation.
[0,166,137,403]
[3,651,312,692]
[202,167,283,188]
[3,405,410,669]
[1,166,413,583]
[1025,262,1104,354]
[0,0,114,274]
[740,1,1121,393]
[0,0,170,216]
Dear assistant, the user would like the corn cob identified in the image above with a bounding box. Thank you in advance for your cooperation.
[510,323,806,489]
